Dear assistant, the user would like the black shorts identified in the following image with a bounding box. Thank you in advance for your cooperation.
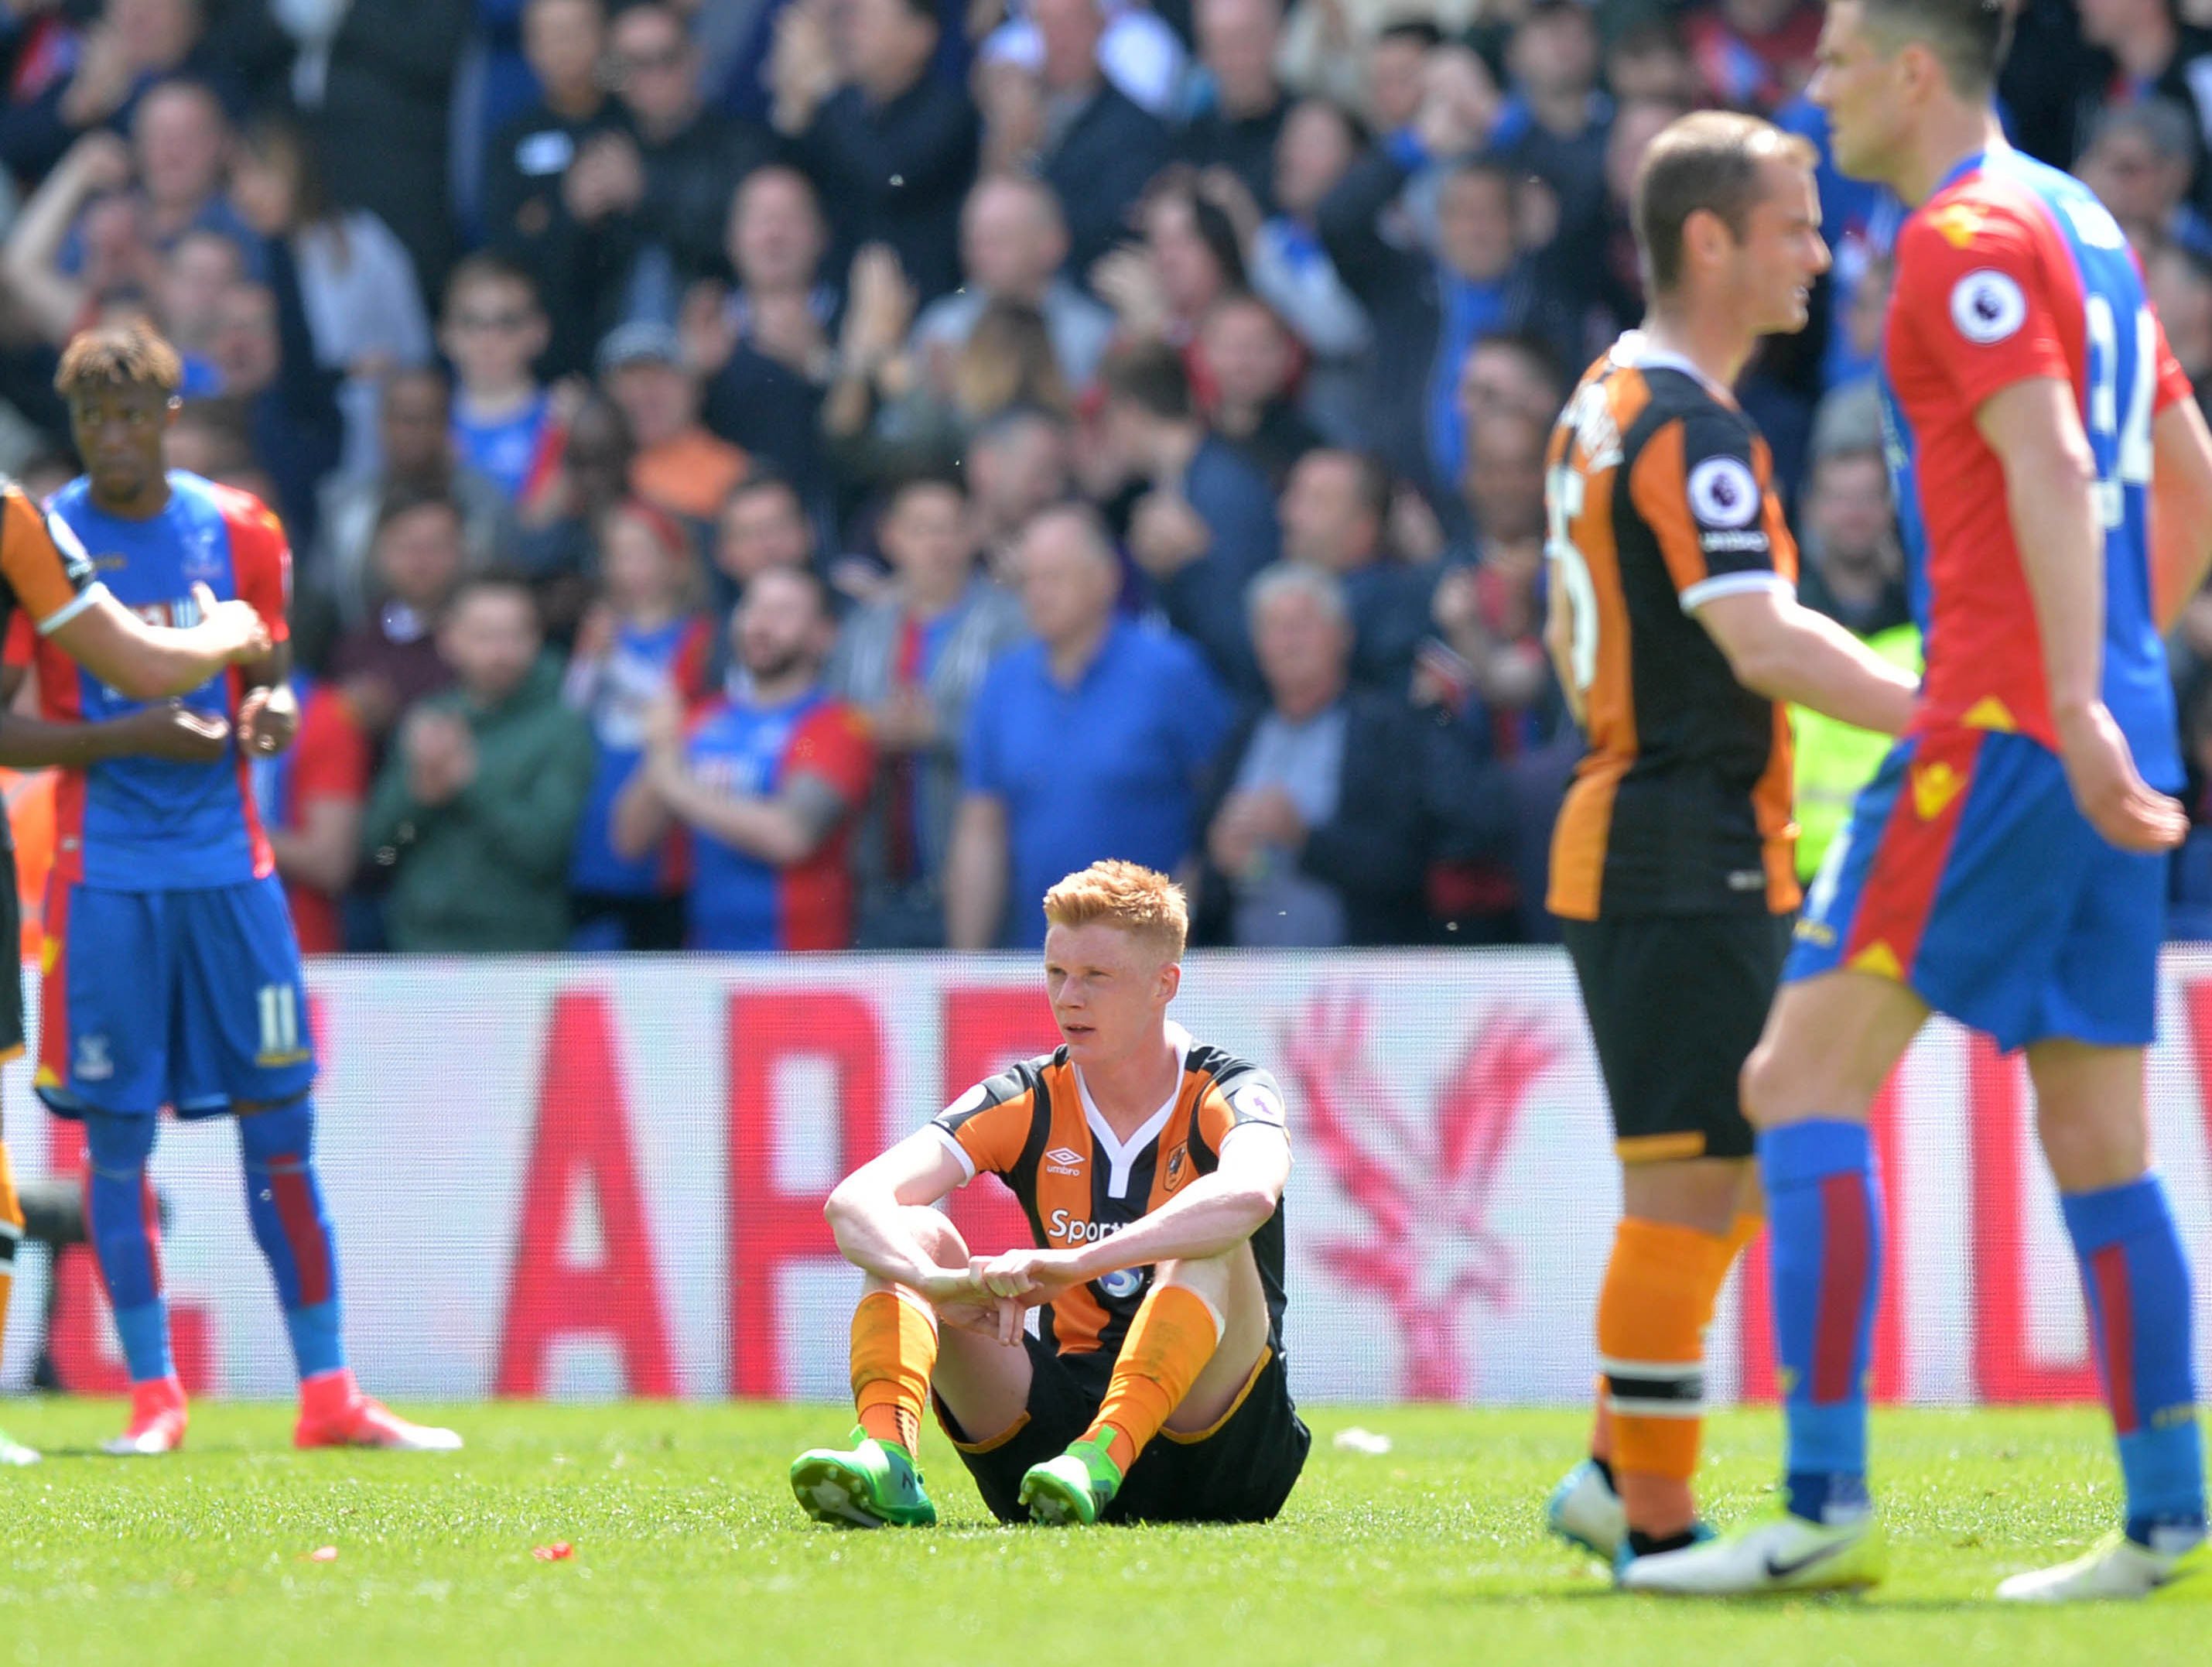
[0,843,22,1059]
[1561,910,1790,1163]
[935,1333,1311,1525]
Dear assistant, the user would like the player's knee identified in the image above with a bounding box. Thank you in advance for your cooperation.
[2035,1100,2149,1193]
[83,1111,156,1177]
[236,1097,315,1164]
[1738,1041,1788,1131]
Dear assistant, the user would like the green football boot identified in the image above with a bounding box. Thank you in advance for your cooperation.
[1018,1433,1123,1526]
[788,1429,937,1528]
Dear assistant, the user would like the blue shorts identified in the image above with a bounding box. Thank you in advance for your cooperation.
[1786,728,2165,1053]
[36,876,316,1118]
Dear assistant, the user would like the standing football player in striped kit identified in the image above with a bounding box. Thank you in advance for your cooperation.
[15,320,460,1456]
[1627,0,2212,1600]
[1540,111,1920,1580]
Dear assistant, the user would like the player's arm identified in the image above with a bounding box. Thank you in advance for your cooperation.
[1980,377,2185,850]
[0,703,231,767]
[46,584,271,701]
[821,1130,982,1299]
[2151,395,2212,632]
[1695,590,1920,735]
[944,792,1007,951]
[223,497,299,755]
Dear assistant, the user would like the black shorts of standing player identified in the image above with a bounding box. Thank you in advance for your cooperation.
[0,843,22,1059]
[935,1332,1311,1525]
[1562,911,1792,1164]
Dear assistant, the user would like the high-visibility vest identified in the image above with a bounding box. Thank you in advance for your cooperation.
[1792,624,1924,885]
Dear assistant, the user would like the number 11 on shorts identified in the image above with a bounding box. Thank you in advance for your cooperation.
[257,983,301,1063]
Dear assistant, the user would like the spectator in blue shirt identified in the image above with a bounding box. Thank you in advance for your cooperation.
[946,502,1233,949]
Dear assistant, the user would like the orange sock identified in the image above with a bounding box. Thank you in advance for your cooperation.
[1082,1284,1222,1472]
[1597,1217,1732,1540]
[850,1289,937,1455]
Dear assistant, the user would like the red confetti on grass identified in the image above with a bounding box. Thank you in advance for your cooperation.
[532,1542,574,1562]
[303,1547,338,1563]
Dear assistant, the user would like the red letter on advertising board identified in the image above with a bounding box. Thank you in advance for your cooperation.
[495,992,676,1398]
[937,987,1057,1255]
[1735,1079,1906,1403]
[728,991,887,1398]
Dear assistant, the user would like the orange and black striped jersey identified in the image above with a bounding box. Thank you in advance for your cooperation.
[1545,332,1801,922]
[930,1022,1288,1380]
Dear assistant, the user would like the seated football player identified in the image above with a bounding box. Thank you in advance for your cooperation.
[790,860,1307,1527]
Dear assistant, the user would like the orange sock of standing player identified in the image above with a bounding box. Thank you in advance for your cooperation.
[850,1289,938,1455]
[1083,1284,1222,1472]
[1595,1217,1737,1544]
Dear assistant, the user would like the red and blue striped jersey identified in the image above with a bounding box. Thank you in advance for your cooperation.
[28,472,289,890]
[1881,147,2194,786]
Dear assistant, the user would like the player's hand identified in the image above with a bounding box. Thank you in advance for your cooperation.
[114,702,230,763]
[2056,701,2190,854]
[972,1248,1085,1303]
[191,585,272,664]
[236,683,298,757]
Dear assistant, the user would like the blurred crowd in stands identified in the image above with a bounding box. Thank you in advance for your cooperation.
[2,0,2211,952]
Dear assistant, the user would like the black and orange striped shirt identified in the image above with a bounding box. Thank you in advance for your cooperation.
[929,1022,1288,1382]
[1544,334,1800,921]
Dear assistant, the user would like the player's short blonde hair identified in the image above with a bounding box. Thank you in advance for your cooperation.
[1041,861,1189,960]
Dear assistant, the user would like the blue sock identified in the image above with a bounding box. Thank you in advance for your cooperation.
[238,1099,345,1381]
[2060,1176,2207,1547]
[83,1112,171,1384]
[1759,1119,1881,1524]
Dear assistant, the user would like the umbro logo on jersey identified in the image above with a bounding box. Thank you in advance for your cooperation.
[1044,1146,1085,1176]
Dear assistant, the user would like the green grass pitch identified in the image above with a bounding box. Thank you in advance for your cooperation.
[0,1400,2199,1665]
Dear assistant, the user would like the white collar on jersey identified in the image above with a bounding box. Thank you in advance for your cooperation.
[1612,329,1738,406]
[1073,1020,1193,1200]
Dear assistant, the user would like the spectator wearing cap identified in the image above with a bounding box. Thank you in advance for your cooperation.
[484,0,630,378]
[771,0,979,306]
[829,476,1025,946]
[947,503,1232,950]
[1177,0,1291,213]
[979,0,1172,282]
[1195,563,1434,946]
[685,166,840,515]
[600,319,750,525]
[1101,339,1280,695]
[909,174,1116,390]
